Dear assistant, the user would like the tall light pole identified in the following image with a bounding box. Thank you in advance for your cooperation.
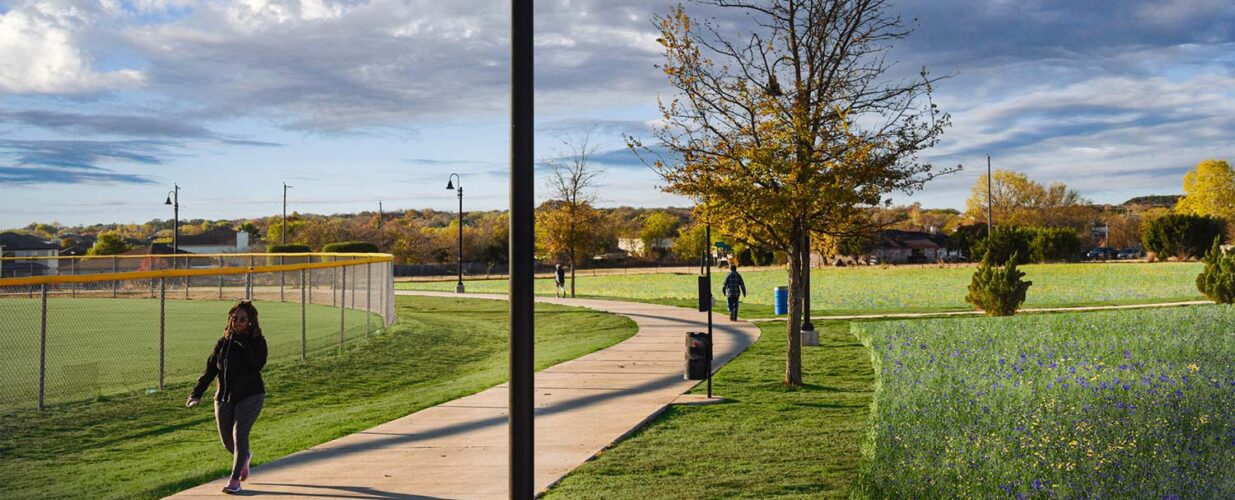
[164,184,179,269]
[282,182,293,245]
[446,173,464,293]
[510,0,535,495]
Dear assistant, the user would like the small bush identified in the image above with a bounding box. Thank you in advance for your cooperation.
[1030,227,1082,262]
[1197,239,1235,304]
[975,226,1034,265]
[267,243,312,253]
[321,241,380,253]
[966,251,1033,316]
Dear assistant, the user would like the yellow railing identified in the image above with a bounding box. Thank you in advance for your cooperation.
[0,253,392,287]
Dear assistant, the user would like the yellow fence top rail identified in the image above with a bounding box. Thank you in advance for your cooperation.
[0,254,392,287]
[0,252,392,261]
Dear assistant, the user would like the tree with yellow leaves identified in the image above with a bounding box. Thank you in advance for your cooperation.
[632,0,953,385]
[1176,159,1235,222]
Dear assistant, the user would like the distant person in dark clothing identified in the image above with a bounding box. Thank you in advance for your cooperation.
[722,264,747,321]
[555,263,567,297]
[186,300,268,495]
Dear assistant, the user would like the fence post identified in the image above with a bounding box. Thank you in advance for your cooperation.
[301,268,307,364]
[339,265,346,354]
[351,257,356,310]
[185,261,191,300]
[70,258,76,298]
[280,255,285,302]
[39,284,47,412]
[218,257,224,301]
[247,255,255,300]
[307,256,314,305]
[112,256,118,297]
[332,262,337,307]
[366,262,372,337]
[159,277,166,391]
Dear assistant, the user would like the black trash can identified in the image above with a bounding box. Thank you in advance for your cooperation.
[684,331,712,380]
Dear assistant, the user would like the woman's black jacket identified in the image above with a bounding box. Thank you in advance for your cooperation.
[190,333,268,403]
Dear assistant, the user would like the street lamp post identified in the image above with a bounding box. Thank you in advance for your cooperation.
[164,184,179,269]
[446,173,464,293]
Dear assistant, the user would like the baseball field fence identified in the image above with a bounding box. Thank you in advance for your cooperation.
[0,253,395,412]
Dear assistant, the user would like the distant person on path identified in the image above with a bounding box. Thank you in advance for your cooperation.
[555,263,567,297]
[186,300,269,495]
[722,264,747,321]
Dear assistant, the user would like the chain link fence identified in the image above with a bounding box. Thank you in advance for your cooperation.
[0,253,395,412]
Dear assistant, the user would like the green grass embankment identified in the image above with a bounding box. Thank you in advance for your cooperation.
[0,295,636,499]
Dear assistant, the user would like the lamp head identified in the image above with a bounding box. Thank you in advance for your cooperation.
[445,180,454,190]
[164,196,173,205]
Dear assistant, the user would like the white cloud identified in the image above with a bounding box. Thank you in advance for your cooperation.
[0,2,145,94]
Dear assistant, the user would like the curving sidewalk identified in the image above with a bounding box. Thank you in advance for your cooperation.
[171,291,760,499]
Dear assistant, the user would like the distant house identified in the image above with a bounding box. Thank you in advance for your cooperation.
[871,229,953,264]
[0,232,60,277]
[617,237,674,257]
[177,228,253,254]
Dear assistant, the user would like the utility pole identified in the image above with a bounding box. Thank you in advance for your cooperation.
[986,155,993,234]
[283,183,293,245]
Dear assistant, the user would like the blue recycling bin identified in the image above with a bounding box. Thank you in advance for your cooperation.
[774,286,788,315]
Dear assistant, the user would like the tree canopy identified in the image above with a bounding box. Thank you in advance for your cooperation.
[636,0,952,385]
[1176,159,1235,221]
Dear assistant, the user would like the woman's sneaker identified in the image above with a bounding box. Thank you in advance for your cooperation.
[239,452,252,481]
[222,479,242,494]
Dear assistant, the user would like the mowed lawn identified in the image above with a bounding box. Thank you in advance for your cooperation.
[397,262,1206,317]
[854,306,1235,498]
[0,295,636,499]
[546,320,874,498]
[0,298,379,412]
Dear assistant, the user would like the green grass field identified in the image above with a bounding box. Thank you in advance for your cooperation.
[397,262,1206,317]
[0,295,636,499]
[546,320,874,498]
[0,298,380,412]
[853,306,1235,497]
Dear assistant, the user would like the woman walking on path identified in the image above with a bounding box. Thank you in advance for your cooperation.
[186,300,269,494]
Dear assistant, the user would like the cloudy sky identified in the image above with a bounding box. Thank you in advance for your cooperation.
[1,0,1233,228]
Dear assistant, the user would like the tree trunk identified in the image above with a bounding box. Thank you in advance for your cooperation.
[569,253,576,298]
[785,224,804,386]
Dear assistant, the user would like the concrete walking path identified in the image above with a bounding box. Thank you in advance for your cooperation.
[171,291,760,499]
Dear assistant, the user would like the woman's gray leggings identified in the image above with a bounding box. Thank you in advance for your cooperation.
[214,394,264,480]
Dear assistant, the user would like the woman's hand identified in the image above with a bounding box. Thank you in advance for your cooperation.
[186,396,200,408]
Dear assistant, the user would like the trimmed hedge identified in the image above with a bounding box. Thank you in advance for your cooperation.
[973,226,1083,264]
[1030,227,1083,262]
[267,244,312,253]
[1142,214,1227,260]
[321,241,380,253]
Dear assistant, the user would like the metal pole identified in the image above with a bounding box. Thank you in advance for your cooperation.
[366,262,372,337]
[159,277,166,391]
[987,155,993,234]
[308,258,314,304]
[351,258,356,310]
[510,0,535,496]
[70,258,76,298]
[112,256,118,297]
[280,259,285,302]
[301,268,307,364]
[185,258,190,300]
[332,264,337,307]
[339,265,346,354]
[39,284,47,411]
[705,222,713,399]
[457,184,465,294]
[247,255,254,300]
[218,257,224,300]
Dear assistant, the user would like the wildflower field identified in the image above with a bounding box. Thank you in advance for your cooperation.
[853,306,1235,497]
[399,262,1205,316]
